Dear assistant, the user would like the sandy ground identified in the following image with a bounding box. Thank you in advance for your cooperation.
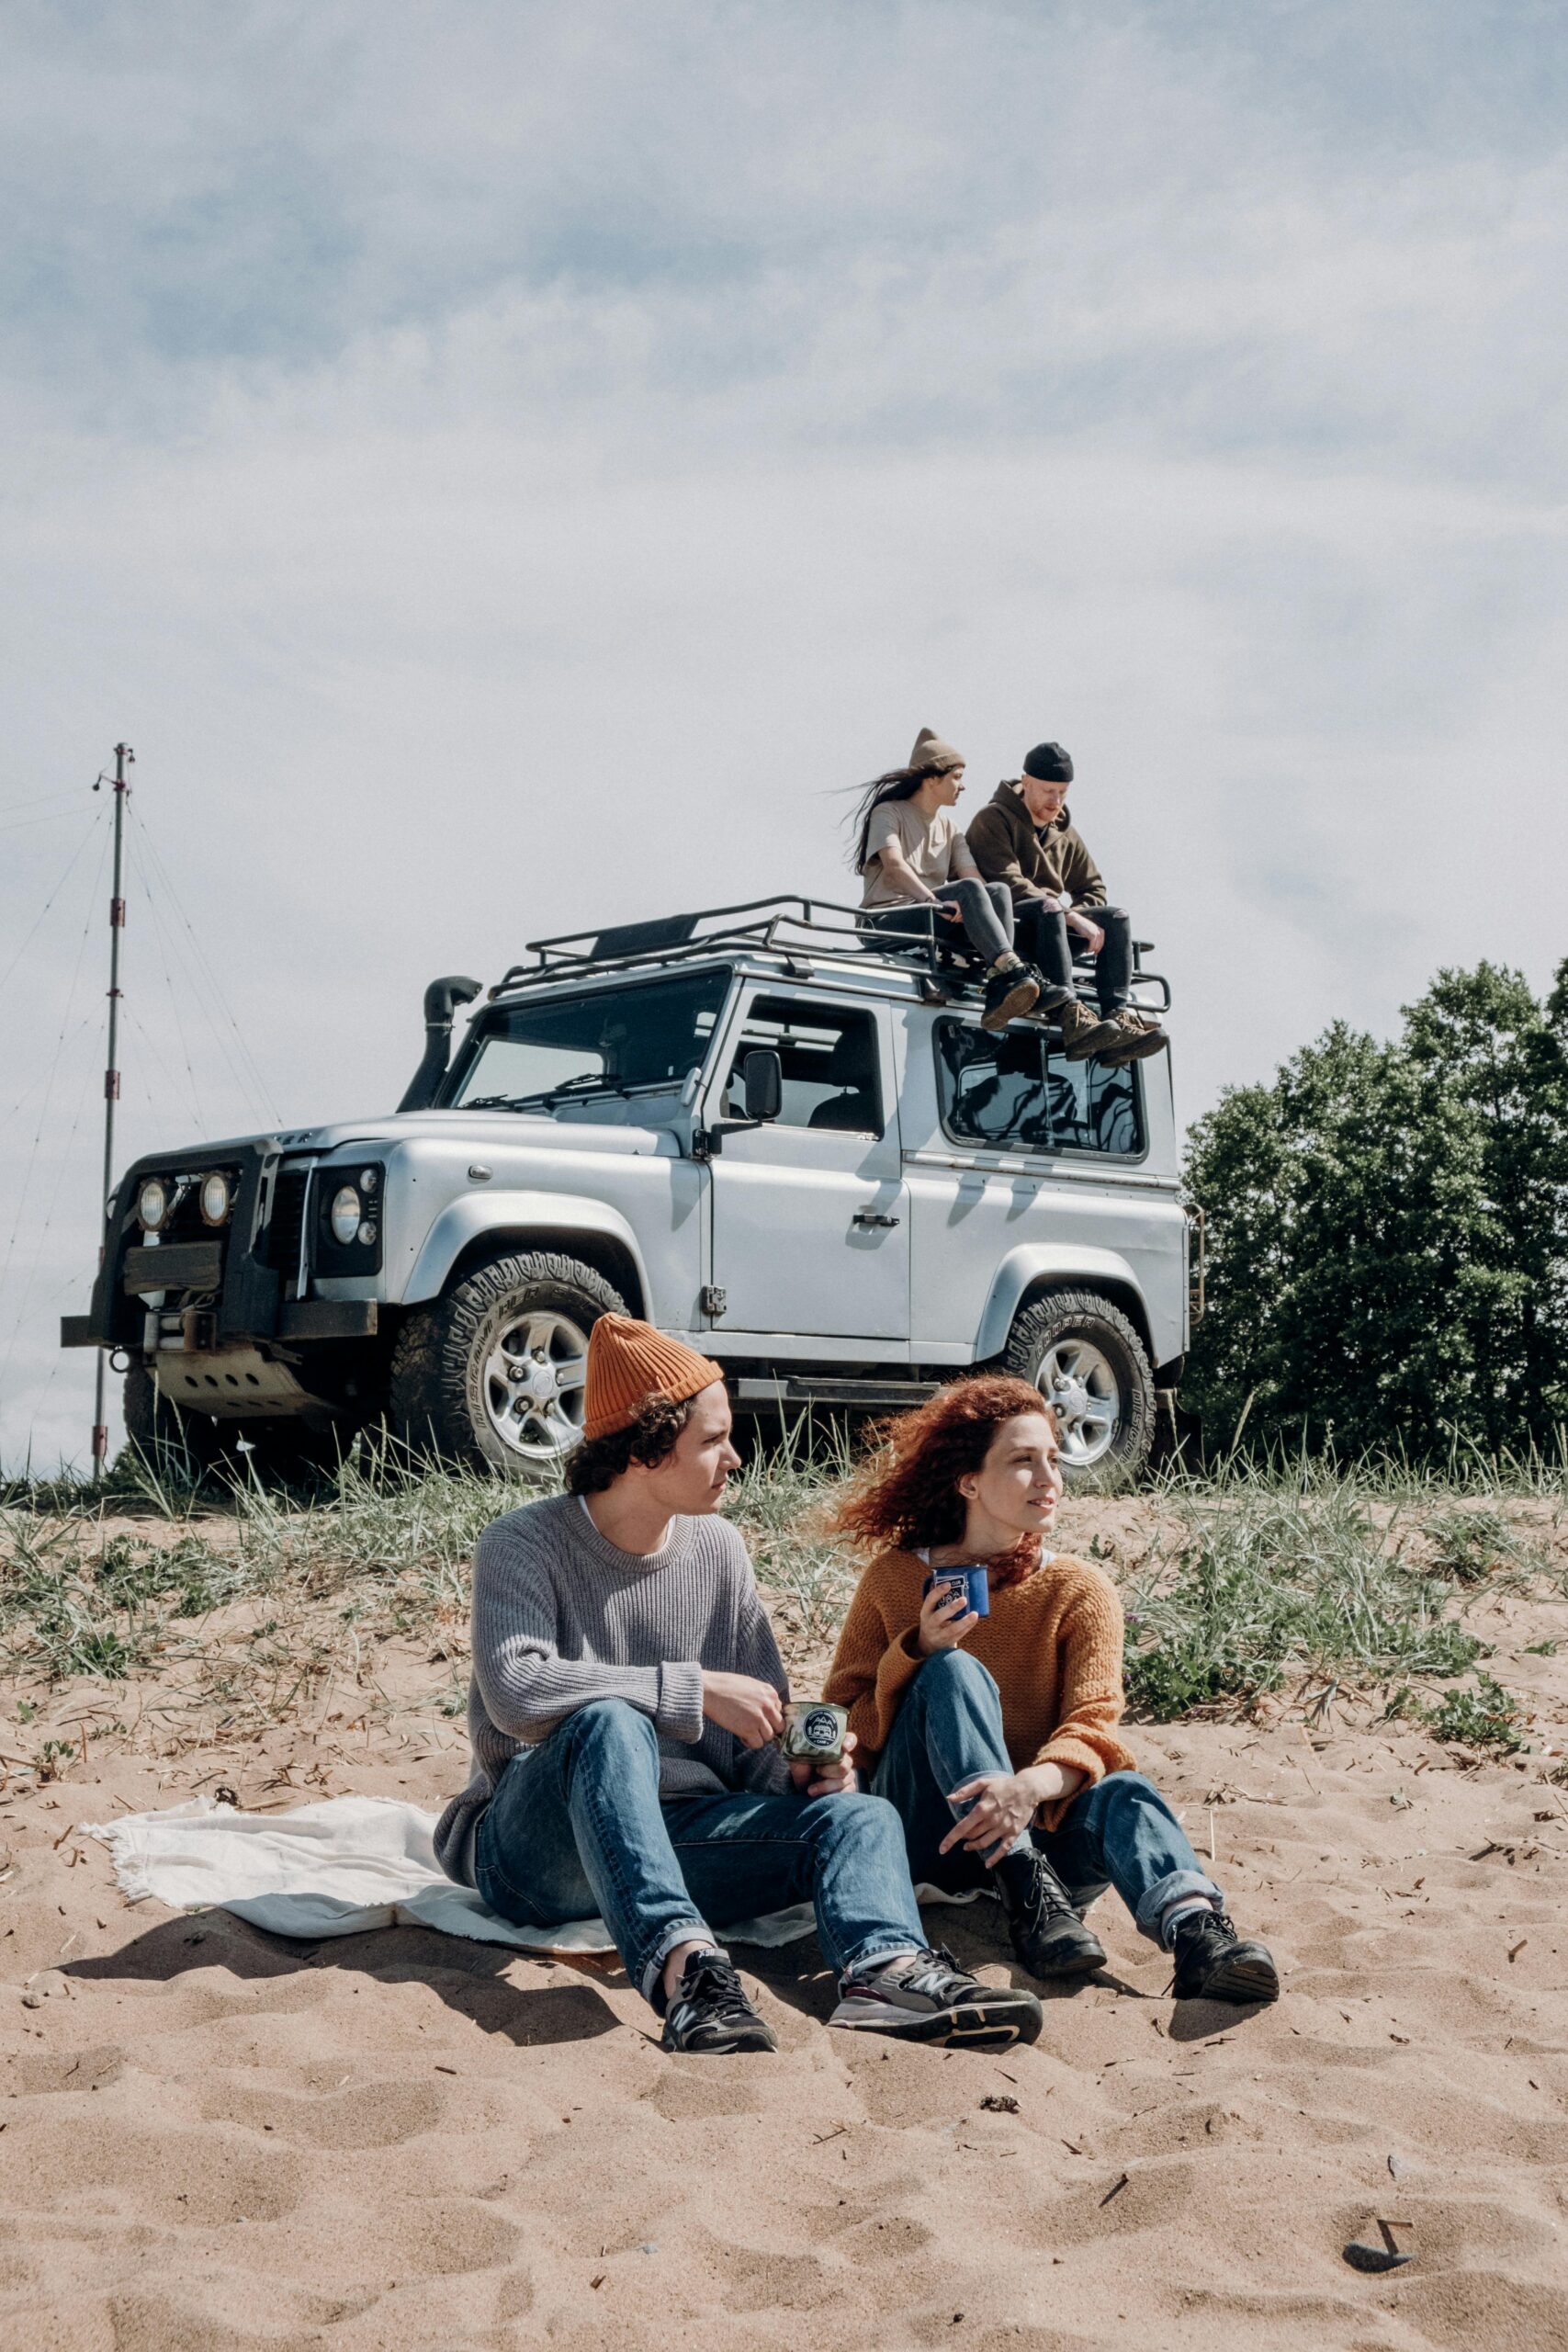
[3,1499,1567,2351]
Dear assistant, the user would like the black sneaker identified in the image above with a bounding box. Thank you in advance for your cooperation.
[829,1946,1043,2048]
[980,963,1041,1033]
[659,1951,777,2053]
[1170,1910,1280,2006]
[996,1848,1107,1980]
[1028,972,1076,1017]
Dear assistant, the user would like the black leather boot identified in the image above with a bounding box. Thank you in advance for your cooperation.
[995,1849,1106,1980]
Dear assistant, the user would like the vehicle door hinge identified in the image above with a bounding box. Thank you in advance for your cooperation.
[700,1285,727,1319]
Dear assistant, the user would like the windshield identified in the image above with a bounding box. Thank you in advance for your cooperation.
[447,969,732,1114]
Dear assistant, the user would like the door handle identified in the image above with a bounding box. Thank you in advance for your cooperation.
[852,1209,900,1228]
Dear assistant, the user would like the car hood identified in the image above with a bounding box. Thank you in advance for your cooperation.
[234,1110,683,1160]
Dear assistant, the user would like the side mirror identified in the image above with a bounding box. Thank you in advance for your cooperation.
[741,1049,783,1124]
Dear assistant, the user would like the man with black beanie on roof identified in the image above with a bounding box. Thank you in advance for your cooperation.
[964,742,1167,1066]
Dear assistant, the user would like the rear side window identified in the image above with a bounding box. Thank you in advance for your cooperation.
[933,1022,1142,1157]
[723,997,884,1135]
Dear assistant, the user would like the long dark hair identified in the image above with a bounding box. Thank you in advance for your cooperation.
[849,760,950,874]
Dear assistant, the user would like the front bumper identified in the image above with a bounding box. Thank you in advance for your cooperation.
[60,1140,378,1354]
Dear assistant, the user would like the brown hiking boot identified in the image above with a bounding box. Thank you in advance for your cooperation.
[1096,1009,1168,1064]
[1056,999,1125,1061]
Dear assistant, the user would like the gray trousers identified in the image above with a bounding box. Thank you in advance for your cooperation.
[866,877,1015,965]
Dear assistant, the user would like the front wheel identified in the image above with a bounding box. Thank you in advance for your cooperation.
[1000,1288,1156,1487]
[387,1251,627,1476]
[121,1361,226,1479]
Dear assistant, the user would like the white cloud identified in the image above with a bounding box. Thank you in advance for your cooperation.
[3,0,1566,1465]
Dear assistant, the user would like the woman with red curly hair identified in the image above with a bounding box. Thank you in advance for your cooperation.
[823,1378,1279,2007]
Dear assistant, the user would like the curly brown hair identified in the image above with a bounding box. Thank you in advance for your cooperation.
[832,1375,1055,1577]
[565,1392,695,1495]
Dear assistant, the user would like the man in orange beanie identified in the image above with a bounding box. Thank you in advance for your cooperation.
[434,1314,1043,2055]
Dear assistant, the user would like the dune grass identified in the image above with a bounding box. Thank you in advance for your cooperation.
[1,1429,1562,1752]
[1119,1485,1487,1719]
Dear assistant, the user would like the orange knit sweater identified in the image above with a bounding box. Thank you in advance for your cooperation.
[823,1547,1136,1831]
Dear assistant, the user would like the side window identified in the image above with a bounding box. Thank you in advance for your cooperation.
[933,1022,1142,1157]
[723,998,885,1136]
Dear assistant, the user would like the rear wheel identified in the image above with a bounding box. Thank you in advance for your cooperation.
[388,1251,627,1476]
[1000,1288,1156,1487]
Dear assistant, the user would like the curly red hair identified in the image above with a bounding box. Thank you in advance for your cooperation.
[833,1375,1057,1578]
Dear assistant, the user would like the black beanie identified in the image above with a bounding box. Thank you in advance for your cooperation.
[1022,741,1073,783]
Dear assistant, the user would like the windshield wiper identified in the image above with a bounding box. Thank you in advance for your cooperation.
[462,1074,635,1114]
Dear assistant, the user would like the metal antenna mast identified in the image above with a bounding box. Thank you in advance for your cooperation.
[91,741,133,1481]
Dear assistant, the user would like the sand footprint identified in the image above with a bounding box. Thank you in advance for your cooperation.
[199,2075,446,2150]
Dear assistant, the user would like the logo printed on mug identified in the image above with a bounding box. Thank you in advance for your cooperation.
[782,1700,849,1760]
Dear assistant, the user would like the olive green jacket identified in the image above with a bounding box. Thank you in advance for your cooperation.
[964,780,1107,909]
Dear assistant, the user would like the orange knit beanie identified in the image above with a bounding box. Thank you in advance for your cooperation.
[582,1315,726,1441]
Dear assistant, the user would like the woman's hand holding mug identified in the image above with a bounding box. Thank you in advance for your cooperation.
[917,1579,978,1655]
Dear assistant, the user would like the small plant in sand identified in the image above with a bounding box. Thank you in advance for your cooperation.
[1423,1673,1528,1754]
[1422,1506,1547,1586]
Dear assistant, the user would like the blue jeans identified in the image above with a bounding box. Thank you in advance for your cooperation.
[871,1649,1222,1944]
[474,1697,927,2006]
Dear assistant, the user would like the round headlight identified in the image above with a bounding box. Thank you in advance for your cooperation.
[199,1172,231,1227]
[138,1178,169,1231]
[329,1184,362,1246]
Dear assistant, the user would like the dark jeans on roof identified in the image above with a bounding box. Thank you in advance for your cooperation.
[865,877,1015,967]
[473,1695,926,2005]
[1014,901,1133,1014]
[871,1649,1221,1945]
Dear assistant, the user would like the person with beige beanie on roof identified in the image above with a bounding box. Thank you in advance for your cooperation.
[436,1314,1043,2056]
[852,729,1051,1032]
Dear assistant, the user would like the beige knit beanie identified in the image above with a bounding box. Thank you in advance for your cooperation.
[909,726,964,775]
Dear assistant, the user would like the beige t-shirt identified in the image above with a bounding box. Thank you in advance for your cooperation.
[861,799,959,910]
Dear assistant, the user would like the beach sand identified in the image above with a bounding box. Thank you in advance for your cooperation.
[3,1497,1566,2350]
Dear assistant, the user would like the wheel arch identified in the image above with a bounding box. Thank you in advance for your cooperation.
[400,1193,649,1317]
[974,1247,1155,1367]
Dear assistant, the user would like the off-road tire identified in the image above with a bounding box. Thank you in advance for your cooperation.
[122,1360,226,1479]
[387,1250,628,1477]
[1000,1286,1156,1488]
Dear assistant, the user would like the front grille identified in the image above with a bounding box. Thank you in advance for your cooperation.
[264,1164,312,1276]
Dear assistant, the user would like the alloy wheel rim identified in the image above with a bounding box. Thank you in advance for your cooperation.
[482,1308,590,1464]
[1035,1336,1121,1468]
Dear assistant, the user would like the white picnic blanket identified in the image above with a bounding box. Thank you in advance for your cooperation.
[83,1793,975,1956]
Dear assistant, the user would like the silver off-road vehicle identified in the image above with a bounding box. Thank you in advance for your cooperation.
[64,897,1196,1483]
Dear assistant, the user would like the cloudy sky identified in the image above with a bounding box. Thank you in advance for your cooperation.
[4,0,1566,1467]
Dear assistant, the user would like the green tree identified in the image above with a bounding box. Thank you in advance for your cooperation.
[1183,960,1568,1463]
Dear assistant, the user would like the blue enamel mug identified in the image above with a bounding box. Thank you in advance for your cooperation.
[921,1565,990,1618]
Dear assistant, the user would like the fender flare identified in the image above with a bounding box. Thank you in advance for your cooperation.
[398,1191,653,1310]
[973,1244,1151,1363]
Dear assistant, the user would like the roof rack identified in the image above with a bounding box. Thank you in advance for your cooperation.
[491,894,1170,1012]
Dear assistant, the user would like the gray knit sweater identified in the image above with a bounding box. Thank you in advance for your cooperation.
[434,1492,791,1884]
